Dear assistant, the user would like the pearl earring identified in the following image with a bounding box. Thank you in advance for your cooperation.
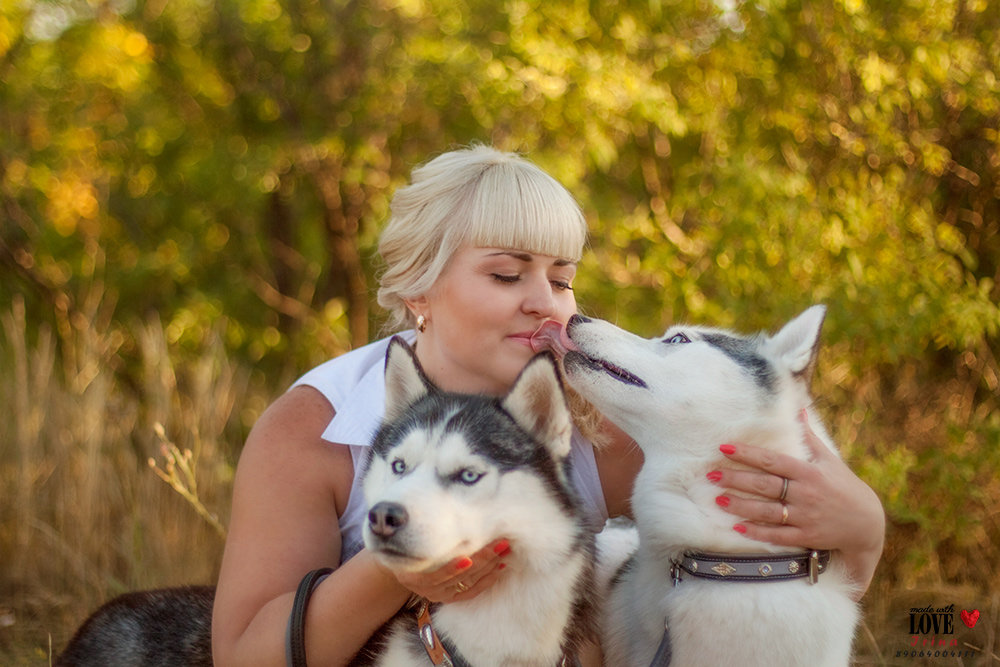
[416,314,427,332]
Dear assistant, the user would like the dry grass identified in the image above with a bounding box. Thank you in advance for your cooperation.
[1,291,998,665]
[0,293,242,664]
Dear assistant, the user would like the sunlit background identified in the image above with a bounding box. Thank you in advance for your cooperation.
[2,0,998,663]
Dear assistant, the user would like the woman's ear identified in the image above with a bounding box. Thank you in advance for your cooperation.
[403,296,429,320]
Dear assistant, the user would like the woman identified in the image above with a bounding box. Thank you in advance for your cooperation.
[211,145,884,666]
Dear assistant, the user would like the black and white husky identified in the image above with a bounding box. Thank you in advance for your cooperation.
[542,306,859,666]
[56,338,595,666]
[352,337,596,666]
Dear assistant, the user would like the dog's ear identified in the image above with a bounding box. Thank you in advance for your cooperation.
[767,305,826,381]
[383,336,432,421]
[501,352,573,460]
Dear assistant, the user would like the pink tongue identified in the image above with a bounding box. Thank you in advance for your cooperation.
[530,321,577,358]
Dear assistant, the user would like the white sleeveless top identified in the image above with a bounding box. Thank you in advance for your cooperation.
[291,332,609,564]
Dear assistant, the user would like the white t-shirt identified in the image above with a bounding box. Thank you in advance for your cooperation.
[291,332,609,564]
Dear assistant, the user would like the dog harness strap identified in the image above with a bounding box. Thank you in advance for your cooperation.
[648,620,673,667]
[286,567,333,667]
[670,550,831,584]
[415,599,455,666]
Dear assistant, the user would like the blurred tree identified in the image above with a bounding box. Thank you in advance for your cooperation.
[1,0,998,589]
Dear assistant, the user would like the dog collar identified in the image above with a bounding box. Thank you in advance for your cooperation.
[414,599,579,667]
[670,550,831,585]
[415,599,457,666]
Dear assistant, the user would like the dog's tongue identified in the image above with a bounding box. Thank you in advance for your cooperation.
[530,321,577,358]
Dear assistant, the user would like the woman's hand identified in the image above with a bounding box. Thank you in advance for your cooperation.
[709,410,885,598]
[390,538,512,603]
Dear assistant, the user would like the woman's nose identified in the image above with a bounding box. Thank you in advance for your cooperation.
[521,276,556,316]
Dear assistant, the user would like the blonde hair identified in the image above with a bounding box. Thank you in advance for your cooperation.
[377,145,588,330]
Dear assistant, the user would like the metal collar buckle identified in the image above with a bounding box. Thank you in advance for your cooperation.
[415,599,454,666]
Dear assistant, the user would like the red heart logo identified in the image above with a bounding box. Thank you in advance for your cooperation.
[961,609,980,628]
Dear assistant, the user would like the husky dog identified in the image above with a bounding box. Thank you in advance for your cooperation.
[56,339,594,666]
[352,337,596,666]
[537,306,858,666]
[55,586,214,667]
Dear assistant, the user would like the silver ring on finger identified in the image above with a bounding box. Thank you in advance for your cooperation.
[454,580,469,594]
[780,503,789,525]
[778,476,790,502]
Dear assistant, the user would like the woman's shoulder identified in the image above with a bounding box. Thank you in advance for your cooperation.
[246,384,338,455]
[239,385,356,505]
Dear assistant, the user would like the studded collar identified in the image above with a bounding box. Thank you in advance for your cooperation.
[670,550,832,585]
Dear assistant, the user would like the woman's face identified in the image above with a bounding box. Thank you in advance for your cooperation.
[412,246,578,396]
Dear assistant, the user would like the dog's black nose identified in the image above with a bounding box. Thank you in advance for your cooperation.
[568,314,591,327]
[368,502,409,537]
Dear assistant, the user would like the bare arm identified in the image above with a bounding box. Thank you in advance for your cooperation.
[211,386,410,666]
[593,420,644,519]
[211,386,512,665]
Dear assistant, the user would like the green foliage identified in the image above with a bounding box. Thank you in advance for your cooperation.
[2,0,999,644]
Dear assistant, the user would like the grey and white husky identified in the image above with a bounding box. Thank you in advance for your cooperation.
[56,338,595,666]
[353,337,596,666]
[538,305,859,666]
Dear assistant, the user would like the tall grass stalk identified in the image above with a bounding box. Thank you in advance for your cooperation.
[0,290,244,662]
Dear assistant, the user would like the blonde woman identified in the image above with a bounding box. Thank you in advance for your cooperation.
[211,145,884,666]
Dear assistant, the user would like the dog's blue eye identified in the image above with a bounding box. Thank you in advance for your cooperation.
[457,469,483,485]
[391,459,406,474]
[665,333,691,344]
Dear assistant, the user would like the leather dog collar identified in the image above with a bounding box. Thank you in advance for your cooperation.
[415,599,456,666]
[670,550,831,585]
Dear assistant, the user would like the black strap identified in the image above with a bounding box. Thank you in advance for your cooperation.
[649,622,673,666]
[286,567,333,667]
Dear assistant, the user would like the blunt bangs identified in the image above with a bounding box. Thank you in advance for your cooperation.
[457,159,587,262]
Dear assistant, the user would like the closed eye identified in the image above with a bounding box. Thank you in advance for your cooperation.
[664,333,691,344]
[492,273,573,292]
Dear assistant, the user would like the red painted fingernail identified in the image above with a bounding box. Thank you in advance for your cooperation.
[493,539,511,556]
[733,524,747,534]
[706,470,723,483]
[456,557,473,570]
[715,495,730,508]
[720,444,736,455]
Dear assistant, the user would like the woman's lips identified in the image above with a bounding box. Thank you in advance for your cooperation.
[529,321,577,358]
